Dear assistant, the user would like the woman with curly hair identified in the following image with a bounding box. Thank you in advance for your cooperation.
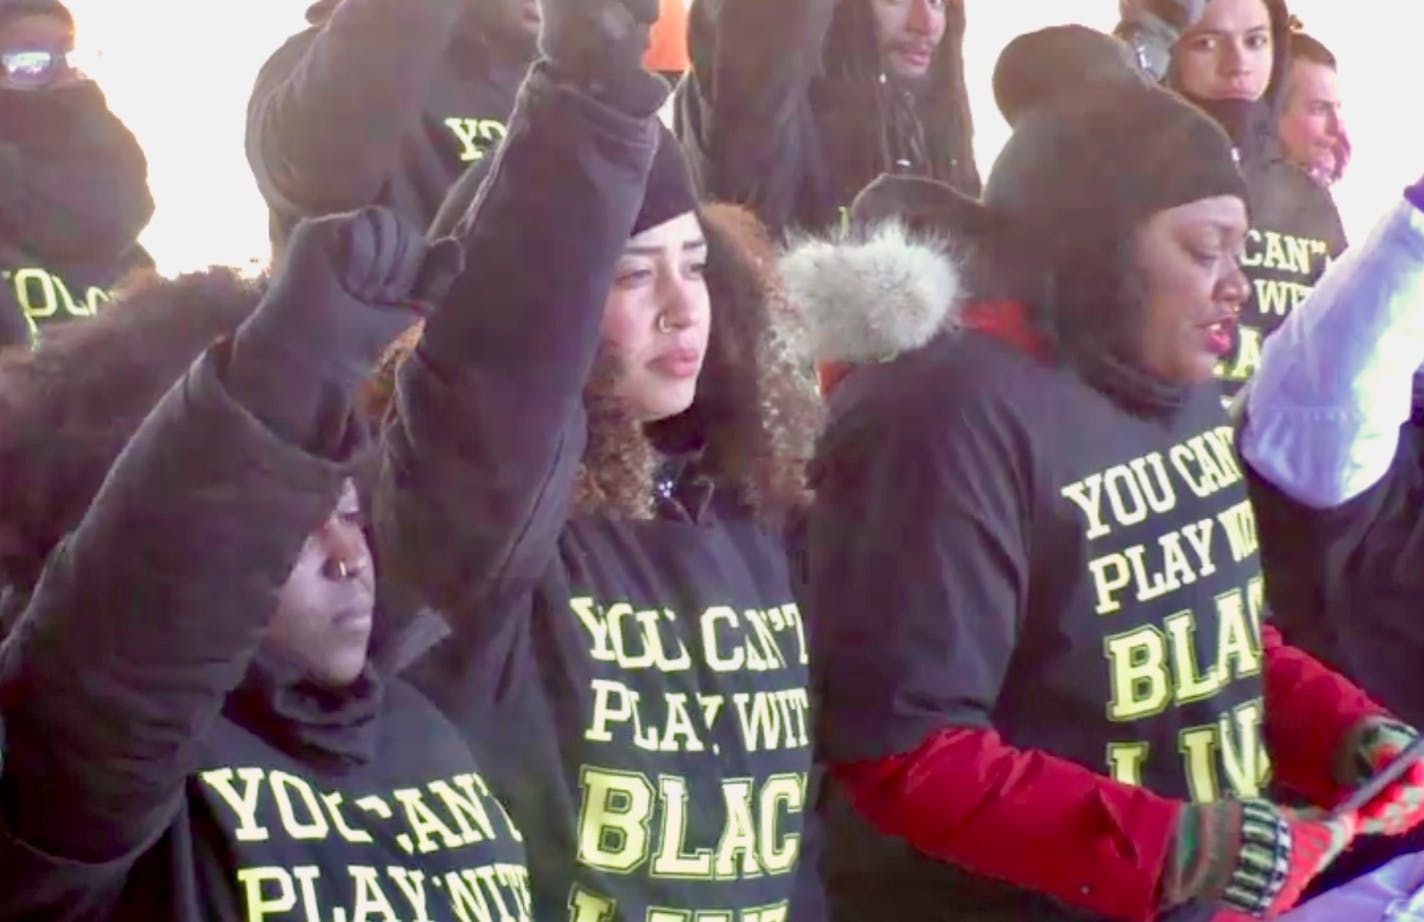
[372,4,824,919]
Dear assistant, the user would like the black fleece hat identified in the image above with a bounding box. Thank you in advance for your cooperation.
[0,0,72,26]
[632,123,699,236]
[853,26,1247,254]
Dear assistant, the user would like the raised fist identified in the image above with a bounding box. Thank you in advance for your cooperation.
[289,206,463,318]
[538,0,661,88]
[234,207,464,413]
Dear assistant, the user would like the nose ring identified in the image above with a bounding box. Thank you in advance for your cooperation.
[657,313,674,334]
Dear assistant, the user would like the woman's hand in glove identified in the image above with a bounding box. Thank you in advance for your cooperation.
[1338,717,1424,837]
[1162,799,1357,920]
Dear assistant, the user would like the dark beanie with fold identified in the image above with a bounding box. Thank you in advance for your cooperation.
[430,122,698,240]
[986,26,1247,254]
[0,0,72,25]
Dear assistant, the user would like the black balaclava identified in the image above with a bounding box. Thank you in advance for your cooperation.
[0,81,153,263]
[430,122,697,240]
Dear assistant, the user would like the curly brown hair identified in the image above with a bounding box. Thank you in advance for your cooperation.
[367,203,824,526]
[556,201,828,522]
[0,267,262,585]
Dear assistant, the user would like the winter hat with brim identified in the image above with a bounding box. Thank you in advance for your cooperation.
[853,25,1247,254]
[0,0,73,26]
[429,122,697,240]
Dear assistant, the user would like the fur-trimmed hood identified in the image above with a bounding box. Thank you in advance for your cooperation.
[780,222,966,366]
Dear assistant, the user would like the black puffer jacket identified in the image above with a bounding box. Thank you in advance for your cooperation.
[674,0,979,236]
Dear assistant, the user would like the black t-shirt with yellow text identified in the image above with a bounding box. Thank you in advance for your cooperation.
[809,329,1268,921]
[415,508,815,922]
[1214,139,1347,399]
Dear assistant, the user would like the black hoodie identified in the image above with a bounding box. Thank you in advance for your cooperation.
[378,67,815,921]
[0,348,530,921]
[1167,0,1346,399]
[674,0,979,236]
[246,0,530,249]
[0,82,154,350]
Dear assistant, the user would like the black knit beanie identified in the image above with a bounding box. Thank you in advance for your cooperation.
[0,0,72,26]
[985,26,1248,257]
[429,122,697,240]
[632,123,698,236]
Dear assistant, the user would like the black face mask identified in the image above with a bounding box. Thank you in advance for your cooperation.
[0,81,153,262]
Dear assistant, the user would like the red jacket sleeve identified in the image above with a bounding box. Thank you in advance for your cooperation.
[1262,623,1387,806]
[831,726,1183,922]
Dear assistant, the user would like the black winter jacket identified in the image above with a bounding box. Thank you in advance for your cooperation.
[246,0,528,249]
[0,348,529,920]
[378,65,818,921]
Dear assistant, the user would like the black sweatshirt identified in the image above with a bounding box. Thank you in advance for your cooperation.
[0,349,529,920]
[1212,108,1347,400]
[378,67,815,921]
[0,83,155,349]
[805,324,1266,921]
[0,243,150,350]
[246,0,528,248]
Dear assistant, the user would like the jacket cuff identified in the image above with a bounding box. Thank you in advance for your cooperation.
[832,726,1182,922]
[1262,624,1388,807]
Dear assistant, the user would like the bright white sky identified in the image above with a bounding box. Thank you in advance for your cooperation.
[61,0,1418,275]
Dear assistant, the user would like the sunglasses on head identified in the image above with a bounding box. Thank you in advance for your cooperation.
[1,47,72,90]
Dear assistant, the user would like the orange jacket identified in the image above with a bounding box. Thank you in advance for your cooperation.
[644,0,689,75]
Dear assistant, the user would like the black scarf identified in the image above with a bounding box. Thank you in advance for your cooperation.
[1030,232,1190,419]
[0,81,153,262]
[223,647,384,775]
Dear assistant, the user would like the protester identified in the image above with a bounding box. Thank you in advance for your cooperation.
[246,0,538,250]
[675,0,978,236]
[795,27,1424,922]
[374,1,824,917]
[0,0,153,350]
[1276,32,1347,188]
[1118,0,1345,401]
[1242,180,1424,893]
[0,206,536,919]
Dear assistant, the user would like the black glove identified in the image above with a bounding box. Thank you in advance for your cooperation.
[1115,0,1209,81]
[228,206,463,451]
[538,0,664,108]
